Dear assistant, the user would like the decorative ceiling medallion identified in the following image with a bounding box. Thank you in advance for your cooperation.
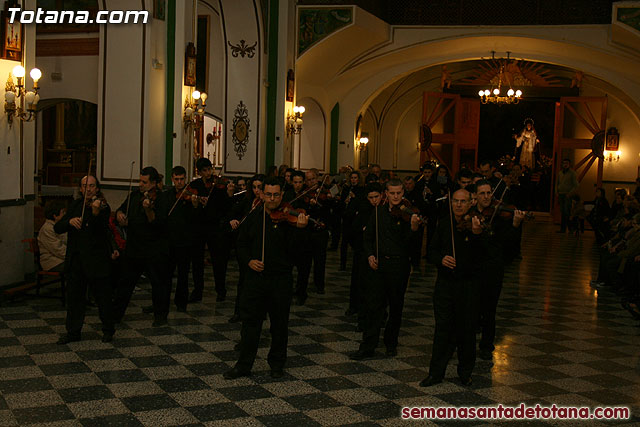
[231,101,250,160]
[459,59,563,88]
[228,40,257,58]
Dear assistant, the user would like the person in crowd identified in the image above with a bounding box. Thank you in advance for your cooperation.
[586,187,611,244]
[38,200,68,272]
[350,179,421,360]
[556,159,579,233]
[421,188,485,387]
[190,158,232,303]
[224,177,309,379]
[55,176,117,343]
[113,166,171,327]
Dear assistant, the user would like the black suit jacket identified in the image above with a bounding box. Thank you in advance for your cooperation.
[54,198,113,279]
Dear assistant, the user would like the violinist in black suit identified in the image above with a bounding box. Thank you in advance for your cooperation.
[113,166,171,327]
[224,177,309,379]
[55,175,117,344]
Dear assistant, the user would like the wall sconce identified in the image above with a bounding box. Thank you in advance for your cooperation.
[4,65,41,127]
[357,137,369,151]
[603,150,621,162]
[287,105,304,135]
[183,89,207,130]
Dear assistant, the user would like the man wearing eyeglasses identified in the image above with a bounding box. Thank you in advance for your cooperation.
[55,175,117,344]
[421,188,486,387]
[224,177,309,380]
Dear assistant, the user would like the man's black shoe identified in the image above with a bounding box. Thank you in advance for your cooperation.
[316,288,325,295]
[349,350,374,361]
[223,367,251,380]
[419,376,442,387]
[228,314,241,323]
[385,348,397,357]
[216,293,226,302]
[479,349,493,361]
[459,376,473,386]
[152,318,168,327]
[176,305,187,313]
[270,369,284,379]
[57,334,81,345]
[142,305,154,314]
[101,332,114,343]
[234,342,242,351]
[295,296,306,306]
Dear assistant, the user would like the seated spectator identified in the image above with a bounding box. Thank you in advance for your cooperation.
[37,201,68,272]
[568,194,588,235]
[586,187,610,244]
[610,189,626,221]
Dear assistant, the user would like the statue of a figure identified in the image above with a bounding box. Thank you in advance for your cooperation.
[513,118,539,170]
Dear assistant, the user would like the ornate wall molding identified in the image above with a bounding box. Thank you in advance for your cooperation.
[228,40,257,58]
[231,101,250,159]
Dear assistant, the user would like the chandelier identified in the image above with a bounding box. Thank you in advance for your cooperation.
[478,52,522,105]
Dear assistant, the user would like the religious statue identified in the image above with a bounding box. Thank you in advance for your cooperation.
[513,118,540,170]
[440,65,452,90]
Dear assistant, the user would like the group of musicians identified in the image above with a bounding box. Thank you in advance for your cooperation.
[52,158,526,385]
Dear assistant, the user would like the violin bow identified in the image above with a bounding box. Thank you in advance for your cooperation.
[313,174,330,204]
[448,188,456,261]
[488,184,509,227]
[79,158,93,226]
[261,201,266,264]
[288,185,317,205]
[125,161,136,219]
[168,181,194,217]
[238,198,263,226]
[207,153,230,200]
[375,204,379,265]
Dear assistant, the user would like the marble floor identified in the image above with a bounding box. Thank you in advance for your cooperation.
[0,222,639,426]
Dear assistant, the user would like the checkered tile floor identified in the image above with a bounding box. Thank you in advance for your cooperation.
[1,222,640,426]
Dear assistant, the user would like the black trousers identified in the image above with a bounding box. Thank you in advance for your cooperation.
[411,227,424,266]
[192,230,230,298]
[424,215,437,257]
[479,266,504,352]
[169,245,191,308]
[114,254,170,321]
[235,270,293,372]
[65,257,114,337]
[428,276,479,380]
[348,249,365,312]
[359,257,410,352]
[233,257,247,316]
[340,226,352,270]
[296,229,328,297]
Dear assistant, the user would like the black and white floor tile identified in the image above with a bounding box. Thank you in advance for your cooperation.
[1,222,639,426]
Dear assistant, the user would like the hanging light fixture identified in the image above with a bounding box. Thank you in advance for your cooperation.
[4,65,42,127]
[478,52,522,105]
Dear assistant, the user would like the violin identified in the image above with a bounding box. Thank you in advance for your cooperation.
[268,203,324,228]
[388,199,426,224]
[177,185,199,202]
[86,191,108,209]
[480,202,534,221]
[142,187,157,208]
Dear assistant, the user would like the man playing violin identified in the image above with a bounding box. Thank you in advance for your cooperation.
[114,166,171,327]
[293,170,332,302]
[350,179,421,360]
[474,180,525,361]
[190,158,232,303]
[224,177,309,380]
[166,166,198,312]
[55,175,117,344]
[421,188,485,387]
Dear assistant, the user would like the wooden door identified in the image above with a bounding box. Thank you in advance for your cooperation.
[421,92,479,174]
[551,97,607,217]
